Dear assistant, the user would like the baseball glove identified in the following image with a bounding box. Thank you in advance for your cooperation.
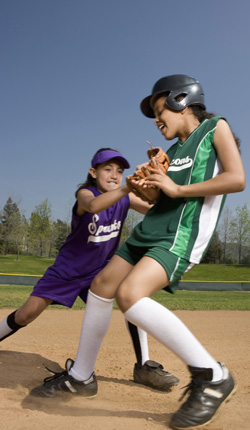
[126,145,170,203]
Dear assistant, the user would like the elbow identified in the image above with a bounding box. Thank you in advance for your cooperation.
[239,173,246,191]
[235,175,246,193]
[238,182,246,193]
[88,202,100,214]
[239,183,246,192]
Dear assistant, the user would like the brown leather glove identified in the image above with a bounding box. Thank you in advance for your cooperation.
[126,146,170,203]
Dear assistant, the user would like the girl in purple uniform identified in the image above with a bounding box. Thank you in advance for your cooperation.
[0,148,178,390]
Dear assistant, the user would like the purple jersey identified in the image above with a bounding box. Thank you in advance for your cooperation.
[31,187,130,307]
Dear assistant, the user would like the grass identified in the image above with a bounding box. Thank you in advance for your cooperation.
[182,264,250,282]
[0,255,54,276]
[0,255,250,310]
[152,290,250,310]
[0,285,249,310]
[1,254,250,281]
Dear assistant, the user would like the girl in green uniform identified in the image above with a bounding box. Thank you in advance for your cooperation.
[32,75,245,430]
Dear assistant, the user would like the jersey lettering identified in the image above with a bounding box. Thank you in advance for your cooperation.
[168,156,193,171]
[88,214,121,243]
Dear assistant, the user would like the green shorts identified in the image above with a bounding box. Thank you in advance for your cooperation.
[116,242,193,293]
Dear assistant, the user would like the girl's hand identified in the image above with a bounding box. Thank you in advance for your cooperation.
[143,169,180,198]
[129,176,161,203]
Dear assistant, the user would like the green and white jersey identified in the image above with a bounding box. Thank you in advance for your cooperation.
[127,116,226,264]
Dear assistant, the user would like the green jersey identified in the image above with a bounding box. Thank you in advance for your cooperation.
[127,116,226,264]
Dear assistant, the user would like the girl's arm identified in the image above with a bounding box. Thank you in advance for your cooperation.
[143,120,245,198]
[129,192,152,214]
[76,185,130,215]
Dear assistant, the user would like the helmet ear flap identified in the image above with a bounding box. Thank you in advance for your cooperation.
[165,90,188,111]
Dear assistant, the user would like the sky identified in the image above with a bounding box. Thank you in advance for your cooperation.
[1,0,249,222]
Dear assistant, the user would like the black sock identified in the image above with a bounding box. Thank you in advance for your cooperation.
[127,322,142,366]
[0,310,26,342]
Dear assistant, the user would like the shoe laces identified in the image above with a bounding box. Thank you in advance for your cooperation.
[179,378,208,403]
[43,366,68,383]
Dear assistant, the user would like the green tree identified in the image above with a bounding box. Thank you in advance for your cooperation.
[202,232,223,264]
[29,199,52,257]
[241,253,250,265]
[218,207,232,264]
[229,204,250,264]
[8,214,29,260]
[46,219,70,258]
[0,197,24,255]
[54,219,70,252]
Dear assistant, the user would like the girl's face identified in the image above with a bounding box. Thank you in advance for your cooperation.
[90,160,124,193]
[153,96,184,141]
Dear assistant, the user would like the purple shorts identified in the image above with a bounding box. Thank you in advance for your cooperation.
[30,277,90,307]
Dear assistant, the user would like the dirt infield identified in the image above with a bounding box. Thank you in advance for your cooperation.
[0,308,249,430]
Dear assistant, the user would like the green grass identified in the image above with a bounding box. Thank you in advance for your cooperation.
[0,255,250,310]
[152,290,250,310]
[0,255,55,276]
[1,254,250,281]
[0,285,249,310]
[182,264,250,282]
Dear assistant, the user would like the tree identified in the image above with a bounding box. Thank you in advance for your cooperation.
[8,214,28,259]
[29,199,52,257]
[241,253,250,266]
[229,204,250,264]
[202,231,223,264]
[218,207,232,264]
[0,197,25,255]
[54,219,70,252]
[45,219,70,258]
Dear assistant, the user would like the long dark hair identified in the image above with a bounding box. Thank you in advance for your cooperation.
[75,147,120,198]
[190,105,240,149]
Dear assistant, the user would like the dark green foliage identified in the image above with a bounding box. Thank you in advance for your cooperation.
[202,232,223,264]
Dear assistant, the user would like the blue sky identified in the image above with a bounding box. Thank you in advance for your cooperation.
[1,0,249,221]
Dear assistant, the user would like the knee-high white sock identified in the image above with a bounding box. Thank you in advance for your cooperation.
[0,317,12,340]
[69,290,114,381]
[124,298,223,381]
[137,327,150,365]
[125,320,149,365]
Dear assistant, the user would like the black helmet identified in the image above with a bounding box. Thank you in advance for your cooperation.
[140,74,206,118]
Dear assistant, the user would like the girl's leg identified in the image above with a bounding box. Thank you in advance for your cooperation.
[0,296,52,342]
[126,320,179,390]
[125,320,149,365]
[124,298,223,379]
[116,256,223,380]
[69,255,133,381]
[117,257,235,429]
[69,290,114,380]
[70,253,179,389]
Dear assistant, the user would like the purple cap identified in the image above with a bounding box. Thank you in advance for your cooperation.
[91,150,130,169]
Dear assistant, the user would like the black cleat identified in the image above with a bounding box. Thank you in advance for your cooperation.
[134,360,179,392]
[30,361,97,398]
[170,363,236,429]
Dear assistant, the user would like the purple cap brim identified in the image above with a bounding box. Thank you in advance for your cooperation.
[91,150,130,169]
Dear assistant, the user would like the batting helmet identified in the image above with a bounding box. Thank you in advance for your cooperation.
[140,74,206,118]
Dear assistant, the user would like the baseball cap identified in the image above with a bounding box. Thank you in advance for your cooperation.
[91,150,130,169]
